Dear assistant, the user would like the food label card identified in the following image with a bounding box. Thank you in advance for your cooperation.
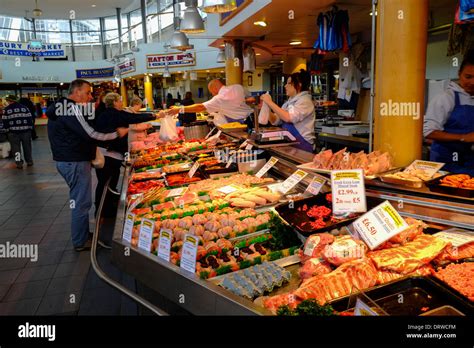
[255,157,278,178]
[351,201,409,250]
[331,169,367,215]
[279,170,308,194]
[180,234,199,273]
[166,187,188,198]
[306,175,327,196]
[138,219,155,252]
[434,228,474,247]
[188,161,200,178]
[122,213,135,243]
[157,228,173,262]
[354,298,379,316]
[217,184,242,194]
[404,160,445,177]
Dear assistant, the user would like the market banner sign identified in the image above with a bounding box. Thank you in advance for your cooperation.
[76,67,115,79]
[0,40,66,57]
[146,52,196,69]
[116,58,136,75]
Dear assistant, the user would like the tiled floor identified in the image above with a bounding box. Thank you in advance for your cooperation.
[0,126,138,315]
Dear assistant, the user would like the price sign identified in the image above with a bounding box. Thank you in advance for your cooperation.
[279,170,308,194]
[434,228,474,247]
[127,193,144,213]
[138,218,155,252]
[404,160,445,178]
[205,127,216,139]
[166,187,188,198]
[354,298,379,316]
[331,169,367,215]
[188,161,200,178]
[245,143,253,150]
[157,228,173,262]
[226,151,235,168]
[255,157,278,178]
[351,201,409,250]
[180,234,199,273]
[217,184,241,194]
[122,213,135,243]
[239,140,249,149]
[306,175,327,196]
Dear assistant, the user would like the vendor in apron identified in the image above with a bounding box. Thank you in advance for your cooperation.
[166,79,253,126]
[424,52,474,175]
[260,69,316,152]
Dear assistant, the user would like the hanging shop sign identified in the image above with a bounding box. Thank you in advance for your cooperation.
[0,40,66,57]
[21,75,60,82]
[146,52,196,69]
[76,67,115,79]
[116,58,136,75]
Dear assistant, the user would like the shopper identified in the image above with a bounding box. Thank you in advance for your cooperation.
[424,50,474,175]
[19,97,38,140]
[126,96,153,144]
[260,69,316,152]
[94,93,161,219]
[166,79,253,126]
[2,95,34,168]
[179,91,197,125]
[92,90,111,126]
[46,79,129,252]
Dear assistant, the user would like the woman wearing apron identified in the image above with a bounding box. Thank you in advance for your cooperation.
[424,51,474,175]
[260,70,316,152]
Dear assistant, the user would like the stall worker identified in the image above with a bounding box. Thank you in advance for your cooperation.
[166,79,253,126]
[424,50,474,175]
[260,69,316,152]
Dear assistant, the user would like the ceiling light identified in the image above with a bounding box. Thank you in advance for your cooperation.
[253,20,267,27]
[369,11,378,16]
[280,60,284,63]
[202,0,237,13]
[91,4,96,7]
[216,50,225,63]
[170,31,193,50]
[256,53,261,56]
[33,0,42,17]
[220,43,225,47]
[206,70,210,72]
[163,66,171,78]
[290,41,302,45]
[180,4,205,33]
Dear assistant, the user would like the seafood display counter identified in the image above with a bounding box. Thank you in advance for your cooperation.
[111,135,473,316]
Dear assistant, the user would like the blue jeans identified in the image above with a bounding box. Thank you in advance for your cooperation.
[56,161,92,247]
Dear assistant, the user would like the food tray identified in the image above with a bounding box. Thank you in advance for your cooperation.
[425,173,474,198]
[274,194,358,236]
[218,125,247,132]
[379,174,424,188]
[203,163,239,175]
[297,162,382,180]
[430,260,474,305]
[329,276,473,316]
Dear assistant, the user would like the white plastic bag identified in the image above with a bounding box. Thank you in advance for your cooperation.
[159,116,178,142]
[211,112,227,127]
[258,92,270,125]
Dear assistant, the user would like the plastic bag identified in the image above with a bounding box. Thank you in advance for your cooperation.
[258,92,270,125]
[159,116,178,142]
[211,112,228,127]
[91,147,105,169]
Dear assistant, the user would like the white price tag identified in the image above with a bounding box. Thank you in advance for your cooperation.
[188,161,200,178]
[157,228,173,262]
[351,201,409,250]
[138,219,155,252]
[127,193,144,213]
[354,298,379,316]
[331,169,367,215]
[180,234,199,273]
[245,143,253,150]
[239,140,249,149]
[226,152,235,168]
[404,160,445,178]
[306,175,327,196]
[205,127,216,139]
[434,228,474,248]
[217,184,241,194]
[122,213,136,243]
[279,170,308,194]
[166,187,188,198]
[255,157,278,178]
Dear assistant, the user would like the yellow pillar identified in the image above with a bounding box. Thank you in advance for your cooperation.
[373,0,428,167]
[144,75,154,110]
[225,40,243,85]
[120,82,128,108]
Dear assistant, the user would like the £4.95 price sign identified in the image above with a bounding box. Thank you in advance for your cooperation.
[331,169,367,215]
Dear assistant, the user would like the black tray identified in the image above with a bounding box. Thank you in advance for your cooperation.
[203,163,239,175]
[425,173,474,198]
[431,261,474,305]
[274,194,358,236]
[329,276,473,316]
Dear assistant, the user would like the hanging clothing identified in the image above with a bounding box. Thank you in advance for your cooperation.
[313,9,352,52]
[461,0,474,12]
[424,82,474,176]
[243,46,256,73]
[337,53,362,102]
[308,51,325,74]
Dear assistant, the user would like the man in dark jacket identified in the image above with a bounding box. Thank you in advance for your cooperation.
[2,95,34,169]
[18,97,38,140]
[94,92,158,218]
[46,79,128,251]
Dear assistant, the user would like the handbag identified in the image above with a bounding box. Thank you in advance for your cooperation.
[91,147,105,169]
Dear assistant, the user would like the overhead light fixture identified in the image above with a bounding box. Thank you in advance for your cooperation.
[369,11,378,16]
[202,0,237,13]
[180,2,205,33]
[170,31,193,50]
[33,0,42,17]
[256,53,261,56]
[206,70,210,72]
[253,20,267,27]
[216,50,225,63]
[91,4,96,7]
[163,65,171,78]
[290,41,302,45]
[280,60,284,63]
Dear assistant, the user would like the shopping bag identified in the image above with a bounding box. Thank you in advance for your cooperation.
[91,147,105,169]
[258,100,270,125]
[211,112,228,127]
[159,115,178,142]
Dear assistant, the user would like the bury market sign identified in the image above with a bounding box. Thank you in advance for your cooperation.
[0,40,66,57]
[76,67,115,79]
[146,52,196,69]
[116,58,136,75]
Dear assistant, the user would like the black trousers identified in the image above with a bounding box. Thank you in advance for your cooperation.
[95,156,122,217]
[8,131,32,165]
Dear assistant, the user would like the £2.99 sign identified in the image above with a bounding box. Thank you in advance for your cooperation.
[331,169,367,215]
